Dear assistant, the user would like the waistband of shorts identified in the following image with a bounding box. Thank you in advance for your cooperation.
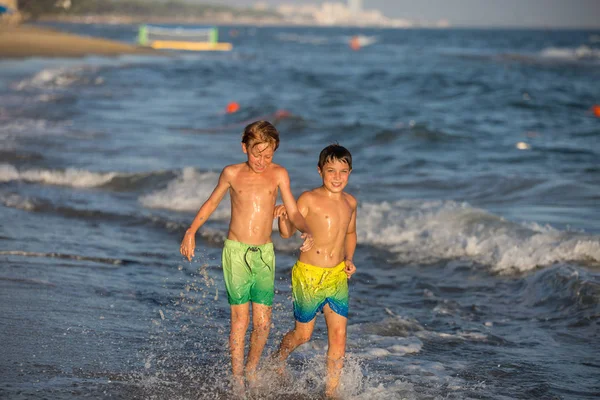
[224,239,274,251]
[294,260,346,272]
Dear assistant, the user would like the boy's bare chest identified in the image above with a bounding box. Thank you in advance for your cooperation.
[230,177,277,199]
[310,199,351,228]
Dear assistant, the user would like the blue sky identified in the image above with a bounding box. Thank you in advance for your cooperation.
[209,0,600,28]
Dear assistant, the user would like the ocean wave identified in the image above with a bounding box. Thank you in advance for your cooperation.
[0,119,71,142]
[539,45,600,62]
[0,192,128,222]
[357,200,600,273]
[0,163,178,192]
[519,265,599,323]
[0,192,190,238]
[0,163,117,187]
[12,65,104,91]
[451,45,600,66]
[0,276,56,286]
[0,250,126,265]
[139,167,230,219]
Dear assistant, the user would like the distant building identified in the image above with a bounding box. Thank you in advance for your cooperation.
[253,2,269,11]
[274,1,445,28]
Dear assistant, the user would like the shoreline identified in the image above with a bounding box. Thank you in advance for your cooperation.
[0,24,160,59]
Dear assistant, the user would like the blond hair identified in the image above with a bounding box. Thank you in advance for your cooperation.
[241,120,280,152]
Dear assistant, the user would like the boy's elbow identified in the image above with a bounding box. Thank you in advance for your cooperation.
[279,231,293,239]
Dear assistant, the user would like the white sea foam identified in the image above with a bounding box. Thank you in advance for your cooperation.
[13,65,91,90]
[0,193,35,211]
[357,336,423,359]
[539,45,600,61]
[0,163,117,187]
[0,118,67,139]
[357,200,600,273]
[139,167,230,219]
[353,35,378,47]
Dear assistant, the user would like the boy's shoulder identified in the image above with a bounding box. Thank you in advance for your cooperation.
[221,162,245,177]
[223,162,245,171]
[269,163,290,182]
[270,162,287,173]
[343,191,358,208]
[299,187,320,198]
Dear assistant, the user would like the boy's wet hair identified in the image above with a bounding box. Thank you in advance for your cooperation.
[318,144,352,170]
[241,120,280,152]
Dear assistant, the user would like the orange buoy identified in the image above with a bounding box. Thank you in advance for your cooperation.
[592,104,600,118]
[350,35,360,51]
[274,109,291,119]
[226,102,240,114]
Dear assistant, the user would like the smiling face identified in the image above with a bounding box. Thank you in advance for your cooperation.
[318,159,351,194]
[242,141,275,173]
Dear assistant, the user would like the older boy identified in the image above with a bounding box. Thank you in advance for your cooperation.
[179,120,313,394]
[274,144,357,398]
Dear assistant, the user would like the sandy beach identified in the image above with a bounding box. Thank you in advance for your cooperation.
[0,24,158,59]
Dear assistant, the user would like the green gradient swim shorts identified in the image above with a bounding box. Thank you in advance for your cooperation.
[292,260,348,323]
[222,239,275,306]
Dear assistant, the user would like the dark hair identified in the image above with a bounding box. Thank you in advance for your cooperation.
[241,120,280,151]
[318,144,352,170]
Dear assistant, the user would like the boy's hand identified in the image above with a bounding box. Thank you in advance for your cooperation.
[344,260,356,279]
[299,232,314,252]
[180,231,196,261]
[273,204,288,219]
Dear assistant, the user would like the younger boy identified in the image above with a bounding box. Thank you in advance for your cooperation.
[179,120,313,394]
[273,144,357,398]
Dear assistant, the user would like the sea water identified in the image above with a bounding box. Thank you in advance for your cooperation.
[1,23,599,399]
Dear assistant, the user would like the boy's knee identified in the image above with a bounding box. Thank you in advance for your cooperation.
[329,326,346,344]
[253,320,271,334]
[231,314,250,329]
[294,330,312,344]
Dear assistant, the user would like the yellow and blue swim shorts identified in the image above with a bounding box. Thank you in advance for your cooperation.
[222,239,275,306]
[292,260,348,323]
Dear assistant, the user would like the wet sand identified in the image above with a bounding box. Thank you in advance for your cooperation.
[0,24,159,59]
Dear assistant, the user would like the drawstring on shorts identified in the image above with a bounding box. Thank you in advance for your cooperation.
[243,246,270,273]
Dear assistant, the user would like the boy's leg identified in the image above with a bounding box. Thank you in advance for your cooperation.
[276,318,316,362]
[230,303,250,388]
[245,302,272,384]
[323,304,347,398]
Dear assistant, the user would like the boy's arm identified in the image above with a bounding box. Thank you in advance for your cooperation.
[274,204,296,238]
[180,168,231,261]
[344,196,358,278]
[278,169,313,251]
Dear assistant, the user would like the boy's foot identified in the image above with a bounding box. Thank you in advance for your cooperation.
[245,369,258,390]
[267,353,287,377]
[325,383,341,399]
[276,364,292,384]
[231,375,246,399]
